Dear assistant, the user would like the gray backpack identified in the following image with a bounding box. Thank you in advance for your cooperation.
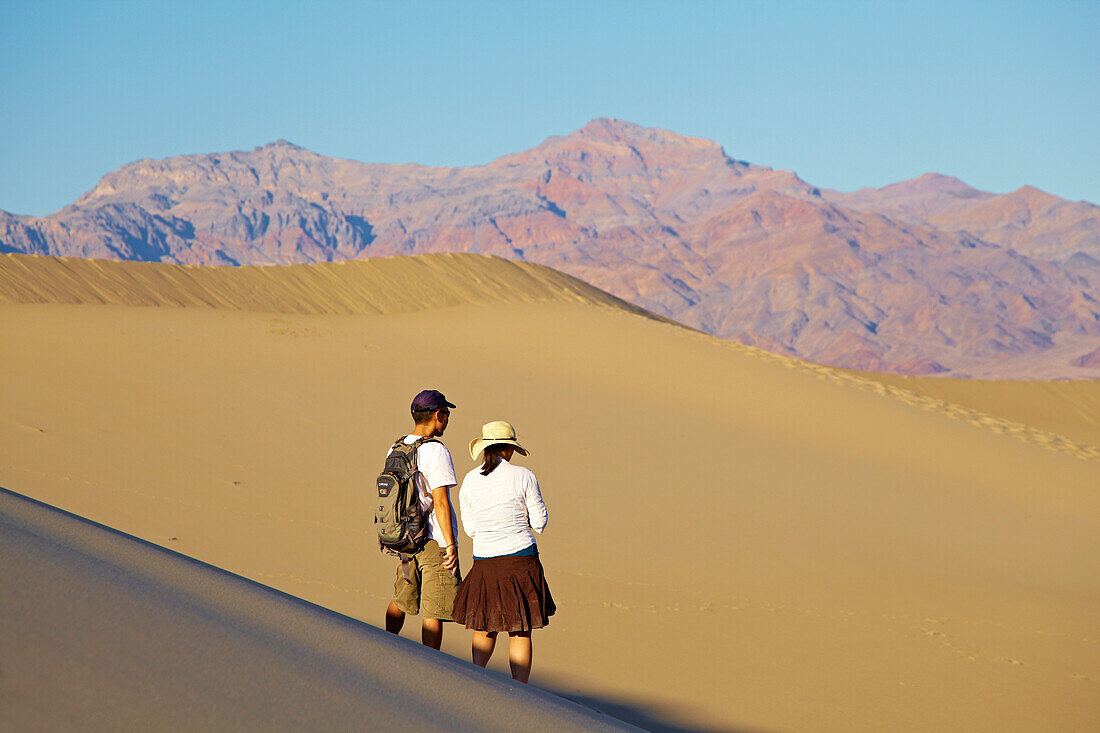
[375,436,434,555]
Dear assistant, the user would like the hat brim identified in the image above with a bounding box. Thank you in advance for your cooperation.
[412,400,456,412]
[468,438,529,462]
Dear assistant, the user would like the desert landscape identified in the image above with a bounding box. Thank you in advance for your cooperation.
[4,120,1098,378]
[2,252,1097,731]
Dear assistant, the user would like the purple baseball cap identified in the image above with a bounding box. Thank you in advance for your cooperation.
[410,389,456,414]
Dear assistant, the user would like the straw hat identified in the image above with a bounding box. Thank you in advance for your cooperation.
[469,420,529,461]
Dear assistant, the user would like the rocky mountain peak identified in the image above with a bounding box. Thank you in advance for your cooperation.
[490,119,736,183]
[1007,185,1061,206]
[572,118,716,148]
[254,139,306,152]
[893,172,976,193]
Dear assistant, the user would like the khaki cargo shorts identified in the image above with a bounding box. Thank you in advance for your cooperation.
[391,540,461,620]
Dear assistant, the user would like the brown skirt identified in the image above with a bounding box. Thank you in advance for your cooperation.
[452,552,555,633]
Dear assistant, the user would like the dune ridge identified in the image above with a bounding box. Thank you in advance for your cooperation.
[715,339,1100,463]
[3,252,1095,463]
[0,252,653,318]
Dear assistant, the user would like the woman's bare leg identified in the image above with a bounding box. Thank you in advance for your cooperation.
[508,631,532,683]
[472,630,496,667]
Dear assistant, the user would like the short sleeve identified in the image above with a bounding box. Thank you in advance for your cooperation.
[417,441,457,491]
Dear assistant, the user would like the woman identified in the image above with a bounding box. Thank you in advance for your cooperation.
[453,420,554,683]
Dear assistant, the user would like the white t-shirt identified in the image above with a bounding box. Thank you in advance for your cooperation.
[387,435,458,547]
[459,458,547,558]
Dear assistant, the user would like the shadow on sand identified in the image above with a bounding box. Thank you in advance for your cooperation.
[537,679,769,733]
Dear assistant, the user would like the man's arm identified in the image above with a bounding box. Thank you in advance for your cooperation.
[431,484,458,573]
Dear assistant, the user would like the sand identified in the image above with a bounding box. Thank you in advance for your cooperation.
[1,253,1097,731]
[857,372,1100,448]
[0,488,636,731]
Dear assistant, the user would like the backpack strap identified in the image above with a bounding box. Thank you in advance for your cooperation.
[407,436,439,470]
[394,436,440,500]
[393,435,438,450]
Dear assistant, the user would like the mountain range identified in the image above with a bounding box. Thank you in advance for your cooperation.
[3,118,1097,377]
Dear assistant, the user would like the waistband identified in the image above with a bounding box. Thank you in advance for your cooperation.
[472,543,537,561]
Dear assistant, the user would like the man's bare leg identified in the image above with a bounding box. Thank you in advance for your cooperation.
[472,630,496,667]
[422,617,443,649]
[508,631,532,683]
[385,602,405,634]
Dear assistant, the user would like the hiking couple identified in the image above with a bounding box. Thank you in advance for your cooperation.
[379,389,555,683]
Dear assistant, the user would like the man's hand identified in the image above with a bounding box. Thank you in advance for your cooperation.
[431,483,459,575]
[442,544,458,574]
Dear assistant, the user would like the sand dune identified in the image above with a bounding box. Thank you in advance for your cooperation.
[0,252,652,317]
[1,254,1097,731]
[862,372,1100,448]
[2,253,1091,460]
[0,488,635,731]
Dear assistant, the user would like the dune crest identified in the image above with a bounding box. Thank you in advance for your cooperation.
[723,341,1100,462]
[0,252,650,317]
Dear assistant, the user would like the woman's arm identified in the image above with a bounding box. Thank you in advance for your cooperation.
[524,473,547,533]
[459,481,477,540]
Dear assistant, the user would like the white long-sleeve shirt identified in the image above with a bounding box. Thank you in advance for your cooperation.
[458,459,547,558]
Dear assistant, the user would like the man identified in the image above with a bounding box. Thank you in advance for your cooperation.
[383,389,460,650]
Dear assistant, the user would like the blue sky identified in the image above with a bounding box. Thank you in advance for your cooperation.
[2,0,1096,216]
